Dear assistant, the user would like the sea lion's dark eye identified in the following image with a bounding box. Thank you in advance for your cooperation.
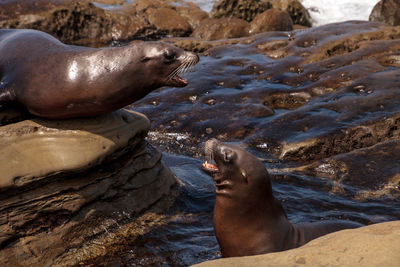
[223,149,235,162]
[141,56,151,62]
[164,51,175,62]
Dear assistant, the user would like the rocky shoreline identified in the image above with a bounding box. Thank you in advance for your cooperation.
[0,110,178,266]
[0,0,399,266]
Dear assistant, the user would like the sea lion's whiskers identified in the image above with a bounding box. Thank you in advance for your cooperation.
[167,58,197,81]
[179,61,191,75]
[167,61,189,80]
[204,141,214,164]
[167,64,184,81]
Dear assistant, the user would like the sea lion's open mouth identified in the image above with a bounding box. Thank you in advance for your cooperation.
[167,75,188,87]
[166,55,198,87]
[202,139,219,174]
[202,159,233,193]
[202,160,219,174]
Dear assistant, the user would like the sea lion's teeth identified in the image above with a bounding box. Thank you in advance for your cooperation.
[202,161,219,171]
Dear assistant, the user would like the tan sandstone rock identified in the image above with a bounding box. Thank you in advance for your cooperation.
[0,110,149,188]
[249,8,293,34]
[193,220,400,267]
[191,17,250,41]
[0,109,178,266]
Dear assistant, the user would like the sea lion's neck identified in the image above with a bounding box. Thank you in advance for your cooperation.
[214,193,295,256]
[70,45,154,104]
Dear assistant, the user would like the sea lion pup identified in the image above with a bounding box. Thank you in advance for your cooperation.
[0,29,199,119]
[202,139,362,257]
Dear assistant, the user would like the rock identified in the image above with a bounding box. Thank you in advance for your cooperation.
[210,0,311,27]
[369,0,400,26]
[191,17,250,41]
[173,1,209,30]
[146,7,191,37]
[0,109,178,266]
[0,0,200,46]
[297,139,400,194]
[132,0,192,38]
[0,0,144,46]
[210,0,272,22]
[249,8,293,34]
[0,110,148,185]
[268,0,312,27]
[193,220,400,267]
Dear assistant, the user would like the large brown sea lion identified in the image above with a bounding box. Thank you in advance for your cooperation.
[202,139,362,257]
[0,29,199,119]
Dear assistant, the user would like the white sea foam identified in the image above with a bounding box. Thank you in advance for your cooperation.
[300,0,381,26]
[186,0,381,27]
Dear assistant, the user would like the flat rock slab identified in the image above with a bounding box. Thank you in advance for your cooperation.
[0,109,149,189]
[193,220,400,267]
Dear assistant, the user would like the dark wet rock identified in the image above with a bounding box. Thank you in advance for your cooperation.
[191,17,250,41]
[0,108,33,126]
[0,109,177,266]
[133,21,400,193]
[162,35,255,53]
[300,139,400,194]
[369,0,400,26]
[249,8,293,35]
[210,0,311,27]
[0,0,200,46]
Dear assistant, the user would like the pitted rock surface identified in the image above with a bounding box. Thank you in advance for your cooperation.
[0,109,177,266]
[133,21,400,193]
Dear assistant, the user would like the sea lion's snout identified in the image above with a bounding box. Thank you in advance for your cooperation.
[166,50,199,88]
[202,139,239,176]
[202,139,220,174]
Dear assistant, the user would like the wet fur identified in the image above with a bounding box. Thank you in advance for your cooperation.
[204,139,363,257]
[0,29,198,119]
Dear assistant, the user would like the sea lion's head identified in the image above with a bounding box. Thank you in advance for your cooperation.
[202,139,273,199]
[138,42,199,88]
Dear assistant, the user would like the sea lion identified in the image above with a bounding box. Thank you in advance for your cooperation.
[202,139,363,257]
[0,29,199,119]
